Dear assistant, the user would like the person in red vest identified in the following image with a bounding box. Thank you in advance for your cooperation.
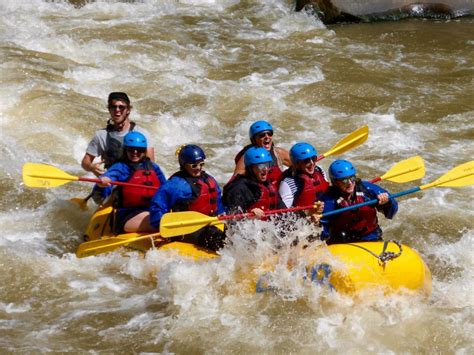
[124,145,225,251]
[224,147,285,217]
[320,160,398,244]
[232,120,291,188]
[97,131,166,233]
[279,142,328,221]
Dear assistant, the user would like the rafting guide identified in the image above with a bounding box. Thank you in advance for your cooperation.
[81,92,154,204]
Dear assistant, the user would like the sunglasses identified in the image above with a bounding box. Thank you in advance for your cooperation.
[256,131,273,139]
[302,156,317,165]
[337,176,356,185]
[109,104,128,111]
[189,162,205,169]
[126,147,146,153]
[255,162,271,170]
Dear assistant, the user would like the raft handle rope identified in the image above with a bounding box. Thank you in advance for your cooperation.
[347,239,403,266]
[378,239,403,265]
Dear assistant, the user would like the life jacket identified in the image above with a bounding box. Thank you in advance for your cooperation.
[118,159,160,208]
[170,171,219,216]
[246,181,279,212]
[234,144,282,187]
[104,121,136,168]
[292,167,329,206]
[328,182,379,241]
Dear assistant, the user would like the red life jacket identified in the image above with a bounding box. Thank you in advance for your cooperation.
[234,144,282,187]
[171,171,219,216]
[293,167,329,206]
[329,184,378,239]
[119,160,161,208]
[247,181,279,212]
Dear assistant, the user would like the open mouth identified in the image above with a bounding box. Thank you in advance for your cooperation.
[261,138,272,149]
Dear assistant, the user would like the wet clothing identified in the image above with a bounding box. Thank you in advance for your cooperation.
[223,174,285,214]
[100,159,166,231]
[149,171,224,229]
[86,122,151,169]
[320,180,398,244]
[234,144,283,187]
[279,166,329,208]
[173,225,226,252]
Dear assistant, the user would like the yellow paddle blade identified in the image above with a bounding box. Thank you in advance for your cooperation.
[70,197,89,210]
[160,211,219,238]
[380,156,425,183]
[422,161,474,190]
[322,125,369,158]
[76,233,161,258]
[23,163,78,188]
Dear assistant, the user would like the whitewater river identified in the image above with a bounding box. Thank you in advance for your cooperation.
[1,0,473,353]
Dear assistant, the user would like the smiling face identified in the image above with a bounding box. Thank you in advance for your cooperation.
[334,176,356,196]
[251,162,271,182]
[126,147,146,163]
[183,160,205,178]
[108,99,131,125]
[253,130,273,150]
[296,156,317,175]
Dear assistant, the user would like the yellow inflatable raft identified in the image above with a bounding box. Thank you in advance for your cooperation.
[273,240,432,296]
[79,203,218,260]
[79,205,431,296]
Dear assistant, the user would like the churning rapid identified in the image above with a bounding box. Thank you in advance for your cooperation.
[1,0,473,353]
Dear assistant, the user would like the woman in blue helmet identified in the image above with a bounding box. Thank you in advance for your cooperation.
[97,131,167,232]
[224,146,285,217]
[279,142,329,219]
[127,144,225,251]
[320,160,398,244]
[232,120,291,188]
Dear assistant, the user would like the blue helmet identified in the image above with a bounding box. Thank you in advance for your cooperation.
[244,147,272,167]
[123,131,147,149]
[178,144,206,165]
[249,120,273,140]
[290,142,317,164]
[329,159,357,180]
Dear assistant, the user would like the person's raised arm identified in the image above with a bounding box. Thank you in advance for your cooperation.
[233,155,246,176]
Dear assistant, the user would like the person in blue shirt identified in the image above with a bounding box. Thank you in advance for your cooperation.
[320,160,398,244]
[125,144,225,251]
[97,131,166,233]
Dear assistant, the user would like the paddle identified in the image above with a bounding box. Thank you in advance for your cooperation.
[370,156,425,183]
[70,192,93,210]
[76,233,162,258]
[316,125,369,162]
[323,160,473,218]
[22,163,158,190]
[159,204,322,237]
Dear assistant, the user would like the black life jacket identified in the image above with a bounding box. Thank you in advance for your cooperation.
[104,121,136,168]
